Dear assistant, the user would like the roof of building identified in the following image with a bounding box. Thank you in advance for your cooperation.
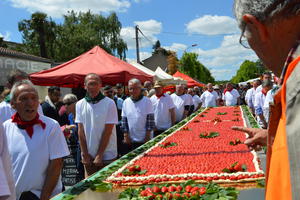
[0,47,53,63]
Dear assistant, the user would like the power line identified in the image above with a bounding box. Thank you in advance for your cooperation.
[144,30,207,37]
[138,28,156,46]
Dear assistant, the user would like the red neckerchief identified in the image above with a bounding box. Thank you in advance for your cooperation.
[156,93,165,99]
[262,89,268,96]
[223,88,233,94]
[11,113,46,138]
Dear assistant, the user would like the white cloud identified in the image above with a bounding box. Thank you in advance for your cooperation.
[140,51,152,60]
[0,31,11,41]
[121,19,162,49]
[210,69,233,80]
[193,34,258,80]
[163,43,187,52]
[186,15,239,35]
[126,52,151,64]
[9,0,131,18]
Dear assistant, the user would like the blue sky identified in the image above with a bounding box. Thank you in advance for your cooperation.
[0,0,258,80]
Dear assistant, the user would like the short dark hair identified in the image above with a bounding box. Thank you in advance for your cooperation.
[103,85,112,90]
[262,71,272,76]
[48,86,60,93]
[7,69,28,86]
[116,83,123,89]
[84,73,101,84]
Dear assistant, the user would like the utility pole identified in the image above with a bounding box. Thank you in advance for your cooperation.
[135,25,141,64]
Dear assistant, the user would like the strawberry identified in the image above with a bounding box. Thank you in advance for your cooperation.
[199,187,206,195]
[145,187,152,194]
[174,193,181,198]
[190,186,199,193]
[155,194,163,199]
[191,191,199,196]
[234,163,242,172]
[168,185,176,192]
[161,186,168,193]
[185,185,192,192]
[176,185,182,192]
[165,192,173,200]
[183,192,190,197]
[202,132,208,136]
[140,190,148,196]
[152,186,161,193]
[135,165,141,172]
[128,166,135,172]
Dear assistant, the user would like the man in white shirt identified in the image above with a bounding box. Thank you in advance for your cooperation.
[183,85,194,115]
[150,81,176,136]
[256,72,272,93]
[76,73,118,177]
[3,80,69,200]
[222,83,240,106]
[0,123,15,200]
[200,83,219,108]
[171,84,190,123]
[187,88,202,111]
[245,79,261,114]
[254,80,273,129]
[103,85,125,157]
[0,70,43,124]
[121,78,155,153]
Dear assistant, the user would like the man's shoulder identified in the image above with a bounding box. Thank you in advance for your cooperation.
[40,115,60,127]
[0,101,11,109]
[3,119,13,128]
[123,96,132,104]
[41,101,51,109]
[141,96,152,103]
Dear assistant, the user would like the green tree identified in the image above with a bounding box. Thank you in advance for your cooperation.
[18,11,127,61]
[179,52,214,83]
[54,11,127,61]
[152,40,161,51]
[18,12,56,58]
[0,37,8,48]
[231,60,266,83]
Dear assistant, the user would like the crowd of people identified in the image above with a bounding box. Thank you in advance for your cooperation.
[0,67,280,200]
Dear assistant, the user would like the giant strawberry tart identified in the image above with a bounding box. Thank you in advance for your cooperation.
[106,106,264,186]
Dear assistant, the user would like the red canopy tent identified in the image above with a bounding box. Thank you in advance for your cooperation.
[173,71,205,87]
[30,46,153,88]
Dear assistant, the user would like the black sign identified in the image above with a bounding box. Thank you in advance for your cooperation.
[62,144,81,186]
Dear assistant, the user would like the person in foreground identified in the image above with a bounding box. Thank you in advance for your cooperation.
[0,123,15,200]
[233,0,300,199]
[76,73,118,177]
[3,80,69,200]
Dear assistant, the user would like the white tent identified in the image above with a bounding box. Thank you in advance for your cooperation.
[129,61,186,85]
[239,77,260,86]
[129,61,155,77]
[154,66,186,85]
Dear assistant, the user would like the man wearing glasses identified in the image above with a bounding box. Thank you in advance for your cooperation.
[233,0,300,199]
